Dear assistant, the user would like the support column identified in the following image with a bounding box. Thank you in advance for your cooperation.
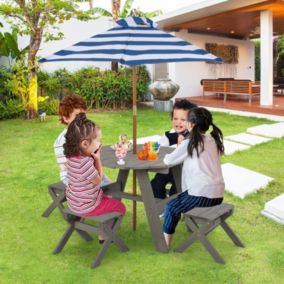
[260,10,273,106]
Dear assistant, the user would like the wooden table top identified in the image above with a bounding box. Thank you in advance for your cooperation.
[101,145,175,171]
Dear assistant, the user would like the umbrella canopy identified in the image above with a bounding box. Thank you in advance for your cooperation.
[39,16,222,151]
[39,17,222,65]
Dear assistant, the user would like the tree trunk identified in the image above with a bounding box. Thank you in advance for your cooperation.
[27,71,38,119]
[111,0,120,72]
[26,30,42,119]
[112,0,120,21]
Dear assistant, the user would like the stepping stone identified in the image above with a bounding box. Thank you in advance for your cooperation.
[262,194,284,225]
[223,140,250,155]
[247,122,284,138]
[221,163,273,199]
[225,133,271,146]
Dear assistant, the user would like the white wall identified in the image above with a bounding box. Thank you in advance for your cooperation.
[0,16,113,72]
[166,32,255,99]
[38,17,113,72]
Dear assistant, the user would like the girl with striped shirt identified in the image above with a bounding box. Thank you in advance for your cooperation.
[63,113,125,228]
[163,107,225,248]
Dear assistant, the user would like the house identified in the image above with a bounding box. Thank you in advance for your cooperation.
[154,0,284,106]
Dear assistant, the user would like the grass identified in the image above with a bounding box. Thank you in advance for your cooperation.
[0,107,284,284]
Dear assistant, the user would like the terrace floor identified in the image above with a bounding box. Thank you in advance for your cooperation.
[181,94,284,117]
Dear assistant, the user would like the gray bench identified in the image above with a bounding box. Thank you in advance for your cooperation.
[48,183,129,268]
[42,181,66,218]
[175,203,244,264]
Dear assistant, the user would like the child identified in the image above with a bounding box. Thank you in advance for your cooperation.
[63,113,126,220]
[54,94,87,185]
[163,107,225,248]
[54,94,109,186]
[151,99,197,199]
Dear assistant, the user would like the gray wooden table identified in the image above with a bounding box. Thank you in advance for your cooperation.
[101,145,182,253]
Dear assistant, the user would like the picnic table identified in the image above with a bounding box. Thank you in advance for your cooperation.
[101,145,182,253]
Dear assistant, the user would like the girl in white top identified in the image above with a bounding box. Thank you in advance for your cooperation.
[163,107,225,248]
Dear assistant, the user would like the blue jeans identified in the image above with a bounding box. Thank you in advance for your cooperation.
[163,191,223,234]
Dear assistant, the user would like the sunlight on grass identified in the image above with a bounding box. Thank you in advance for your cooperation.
[0,107,283,283]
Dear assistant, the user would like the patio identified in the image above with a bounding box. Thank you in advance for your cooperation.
[181,94,284,117]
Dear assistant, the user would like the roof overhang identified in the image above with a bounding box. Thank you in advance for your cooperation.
[156,0,284,39]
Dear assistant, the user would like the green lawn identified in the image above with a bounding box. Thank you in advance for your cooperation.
[1,107,284,284]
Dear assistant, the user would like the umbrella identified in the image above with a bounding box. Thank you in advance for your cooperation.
[39,16,222,229]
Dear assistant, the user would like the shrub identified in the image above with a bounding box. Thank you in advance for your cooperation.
[38,98,59,115]
[37,66,151,110]
[0,67,13,102]
[0,99,24,120]
[38,69,73,99]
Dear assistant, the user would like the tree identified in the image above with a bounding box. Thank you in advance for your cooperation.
[93,0,162,19]
[0,29,29,68]
[0,0,94,119]
[93,0,162,71]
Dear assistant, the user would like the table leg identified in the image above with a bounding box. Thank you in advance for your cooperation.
[116,169,129,193]
[136,170,169,253]
[171,165,182,194]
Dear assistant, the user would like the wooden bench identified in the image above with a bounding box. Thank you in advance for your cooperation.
[203,80,260,103]
[48,183,129,268]
[175,203,244,264]
[42,181,66,218]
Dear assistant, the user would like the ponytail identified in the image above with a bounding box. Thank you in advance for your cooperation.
[187,125,204,157]
[210,123,224,154]
[186,107,224,157]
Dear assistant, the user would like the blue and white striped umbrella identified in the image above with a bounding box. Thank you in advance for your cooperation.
[39,17,222,65]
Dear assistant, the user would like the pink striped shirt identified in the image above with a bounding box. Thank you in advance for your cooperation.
[66,156,103,215]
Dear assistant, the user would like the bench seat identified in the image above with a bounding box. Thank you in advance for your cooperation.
[202,80,260,103]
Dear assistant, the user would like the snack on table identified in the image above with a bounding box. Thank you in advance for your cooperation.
[138,141,160,161]
[119,134,132,151]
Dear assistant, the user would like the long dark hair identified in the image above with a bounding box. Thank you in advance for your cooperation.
[187,107,224,157]
[63,113,97,157]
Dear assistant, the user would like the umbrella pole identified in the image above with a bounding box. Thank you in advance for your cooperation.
[132,66,137,231]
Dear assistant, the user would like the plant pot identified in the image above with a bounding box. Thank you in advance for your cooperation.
[154,99,173,112]
[149,79,179,101]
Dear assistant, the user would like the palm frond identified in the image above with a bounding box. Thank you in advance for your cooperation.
[144,10,163,18]
[120,0,133,18]
[92,7,112,17]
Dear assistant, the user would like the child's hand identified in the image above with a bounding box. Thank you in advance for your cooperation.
[177,134,184,145]
[91,144,102,160]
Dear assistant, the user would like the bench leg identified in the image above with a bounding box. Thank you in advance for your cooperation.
[175,233,198,253]
[92,217,128,268]
[43,191,66,218]
[198,231,225,264]
[221,221,245,248]
[175,217,225,264]
[76,228,93,241]
[53,225,75,254]
[42,202,57,217]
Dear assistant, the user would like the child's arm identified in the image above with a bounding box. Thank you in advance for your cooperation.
[177,134,185,145]
[90,145,103,185]
[164,139,188,166]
